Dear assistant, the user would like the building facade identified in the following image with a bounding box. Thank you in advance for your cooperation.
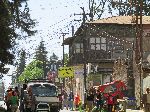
[64,16,150,105]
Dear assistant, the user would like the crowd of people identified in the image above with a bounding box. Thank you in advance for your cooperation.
[4,84,35,112]
[5,86,20,112]
[59,87,119,112]
[86,89,117,112]
[4,85,119,112]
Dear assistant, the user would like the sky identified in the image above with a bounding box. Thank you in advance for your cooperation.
[3,0,91,88]
[19,0,90,59]
[3,0,115,88]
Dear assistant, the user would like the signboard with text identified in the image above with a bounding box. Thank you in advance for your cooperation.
[58,67,74,78]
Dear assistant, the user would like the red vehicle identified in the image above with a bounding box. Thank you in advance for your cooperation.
[99,80,127,98]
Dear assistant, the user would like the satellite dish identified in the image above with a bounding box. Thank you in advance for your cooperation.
[147,54,150,63]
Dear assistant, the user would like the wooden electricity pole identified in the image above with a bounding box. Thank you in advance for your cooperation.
[60,32,69,88]
[135,0,143,108]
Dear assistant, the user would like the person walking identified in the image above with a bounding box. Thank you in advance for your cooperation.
[74,93,80,110]
[106,91,114,112]
[62,90,69,110]
[86,91,94,112]
[5,87,13,112]
[10,91,19,112]
[14,86,20,98]
[68,91,74,110]
[95,90,103,111]
[24,87,35,112]
[19,83,27,112]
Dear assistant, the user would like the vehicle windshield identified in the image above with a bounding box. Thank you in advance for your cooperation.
[30,84,57,97]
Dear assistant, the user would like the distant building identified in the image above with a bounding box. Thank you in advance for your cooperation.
[0,79,5,100]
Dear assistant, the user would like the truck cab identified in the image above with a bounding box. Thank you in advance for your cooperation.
[21,79,61,112]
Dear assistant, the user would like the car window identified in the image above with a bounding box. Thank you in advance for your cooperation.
[30,84,57,97]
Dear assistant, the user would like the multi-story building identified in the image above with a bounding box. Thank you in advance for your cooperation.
[64,16,150,105]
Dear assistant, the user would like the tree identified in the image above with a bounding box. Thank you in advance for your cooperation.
[34,41,48,77]
[89,0,150,20]
[34,41,48,62]
[64,53,69,67]
[18,60,43,82]
[50,53,59,61]
[48,53,61,71]
[0,0,36,74]
[111,0,150,16]
[16,49,26,79]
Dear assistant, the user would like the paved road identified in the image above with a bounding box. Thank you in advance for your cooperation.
[17,109,79,112]
[0,101,79,112]
[126,109,144,112]
[16,109,79,112]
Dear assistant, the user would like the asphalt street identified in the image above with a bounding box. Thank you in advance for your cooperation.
[1,101,144,112]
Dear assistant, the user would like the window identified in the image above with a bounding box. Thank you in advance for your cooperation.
[89,37,106,51]
[101,37,106,43]
[101,44,106,50]
[74,43,83,53]
[31,84,57,97]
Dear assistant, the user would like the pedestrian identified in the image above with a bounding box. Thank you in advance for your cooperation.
[58,92,63,110]
[62,89,69,110]
[5,87,13,112]
[68,91,74,110]
[95,90,103,111]
[14,86,20,98]
[10,91,19,112]
[74,93,80,110]
[19,83,27,112]
[106,91,114,112]
[24,87,35,112]
[86,91,94,112]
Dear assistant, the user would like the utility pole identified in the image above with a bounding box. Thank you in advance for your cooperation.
[74,7,89,109]
[111,0,143,108]
[60,32,69,88]
[71,25,74,37]
[135,0,143,108]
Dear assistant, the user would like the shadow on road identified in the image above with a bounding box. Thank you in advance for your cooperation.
[0,107,6,112]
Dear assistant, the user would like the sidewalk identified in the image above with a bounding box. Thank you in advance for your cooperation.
[126,109,144,112]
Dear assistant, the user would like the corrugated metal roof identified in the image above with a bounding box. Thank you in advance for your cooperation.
[87,16,150,24]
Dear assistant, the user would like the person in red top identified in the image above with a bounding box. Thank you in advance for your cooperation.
[74,93,80,110]
[106,91,114,112]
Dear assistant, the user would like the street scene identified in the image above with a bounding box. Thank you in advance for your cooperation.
[0,0,150,112]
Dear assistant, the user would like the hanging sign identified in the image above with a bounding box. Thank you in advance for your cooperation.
[58,67,74,78]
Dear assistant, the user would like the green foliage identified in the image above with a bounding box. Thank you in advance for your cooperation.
[50,53,58,61]
[0,0,37,74]
[34,41,48,63]
[64,53,69,66]
[111,0,150,16]
[18,60,44,82]
[89,0,150,19]
[16,49,26,78]
[34,41,48,77]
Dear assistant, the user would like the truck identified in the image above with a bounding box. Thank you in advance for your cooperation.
[20,79,62,112]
